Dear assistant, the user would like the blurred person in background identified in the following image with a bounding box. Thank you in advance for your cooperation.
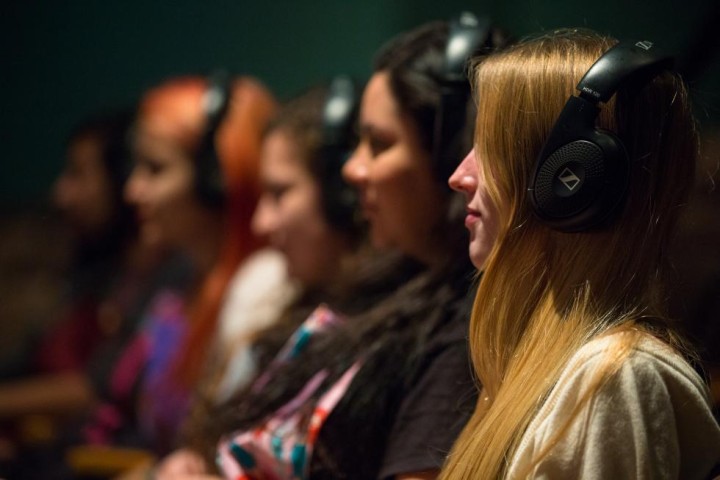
[141,77,383,479]
[4,72,281,480]
[75,74,280,458]
[157,14,509,480]
[0,108,190,477]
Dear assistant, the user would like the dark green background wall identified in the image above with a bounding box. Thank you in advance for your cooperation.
[3,0,719,205]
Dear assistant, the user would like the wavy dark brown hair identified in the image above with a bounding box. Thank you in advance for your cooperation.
[193,20,510,475]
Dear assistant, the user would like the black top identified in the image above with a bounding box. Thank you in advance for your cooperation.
[311,291,477,479]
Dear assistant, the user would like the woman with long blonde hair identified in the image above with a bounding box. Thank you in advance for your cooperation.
[443,30,720,479]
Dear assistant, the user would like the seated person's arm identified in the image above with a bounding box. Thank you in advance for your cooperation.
[0,371,94,417]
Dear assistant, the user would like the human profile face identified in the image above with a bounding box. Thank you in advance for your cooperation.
[342,72,445,264]
[448,149,499,269]
[124,121,215,250]
[252,130,349,287]
[52,136,115,239]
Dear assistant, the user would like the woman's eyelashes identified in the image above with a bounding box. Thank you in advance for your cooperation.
[369,136,392,157]
[365,132,394,158]
[263,182,291,202]
[359,125,394,158]
[134,155,165,176]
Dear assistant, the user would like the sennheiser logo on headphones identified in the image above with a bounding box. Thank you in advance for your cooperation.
[558,167,581,191]
[635,40,653,50]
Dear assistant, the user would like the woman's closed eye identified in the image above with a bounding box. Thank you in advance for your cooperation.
[134,155,166,176]
[368,136,393,157]
[358,125,394,158]
[263,182,291,202]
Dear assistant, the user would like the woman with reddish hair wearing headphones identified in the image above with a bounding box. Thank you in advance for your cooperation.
[79,74,280,456]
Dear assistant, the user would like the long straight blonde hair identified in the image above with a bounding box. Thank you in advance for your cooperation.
[440,30,698,479]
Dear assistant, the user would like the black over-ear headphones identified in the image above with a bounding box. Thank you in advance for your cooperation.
[195,71,232,208]
[433,11,492,182]
[318,75,360,231]
[529,40,673,232]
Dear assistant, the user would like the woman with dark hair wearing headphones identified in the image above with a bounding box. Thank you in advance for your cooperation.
[440,30,720,479]
[185,78,371,430]
[156,15,508,480]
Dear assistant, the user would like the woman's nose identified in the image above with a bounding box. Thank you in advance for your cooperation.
[448,149,478,194]
[124,168,143,204]
[251,197,274,238]
[342,147,368,187]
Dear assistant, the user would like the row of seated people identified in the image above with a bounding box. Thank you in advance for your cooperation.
[1,13,719,480]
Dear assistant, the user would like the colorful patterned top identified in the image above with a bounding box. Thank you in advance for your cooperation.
[216,291,478,480]
[83,288,190,453]
[216,304,358,480]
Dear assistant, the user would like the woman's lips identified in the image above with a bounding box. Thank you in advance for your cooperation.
[359,196,376,219]
[465,207,481,228]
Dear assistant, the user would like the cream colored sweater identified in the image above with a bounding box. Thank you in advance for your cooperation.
[508,332,720,479]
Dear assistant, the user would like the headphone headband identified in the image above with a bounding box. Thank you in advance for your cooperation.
[318,75,361,231]
[433,11,492,182]
[202,71,232,133]
[195,70,232,208]
[443,12,492,83]
[323,76,357,147]
[577,40,673,103]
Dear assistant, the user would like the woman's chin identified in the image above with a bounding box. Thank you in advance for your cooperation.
[139,225,166,249]
[369,229,394,252]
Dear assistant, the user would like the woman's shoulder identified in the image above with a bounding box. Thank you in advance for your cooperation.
[569,331,708,398]
[218,248,300,342]
[512,331,720,479]
[227,248,294,293]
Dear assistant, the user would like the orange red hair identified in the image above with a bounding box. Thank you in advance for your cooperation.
[137,76,277,386]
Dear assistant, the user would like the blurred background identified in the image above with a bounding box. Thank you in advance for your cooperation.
[3,0,720,204]
[1,0,719,374]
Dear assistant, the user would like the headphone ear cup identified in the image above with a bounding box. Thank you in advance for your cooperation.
[319,146,358,230]
[531,129,629,231]
[530,39,672,232]
[195,146,226,208]
[319,76,360,232]
[194,72,232,209]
